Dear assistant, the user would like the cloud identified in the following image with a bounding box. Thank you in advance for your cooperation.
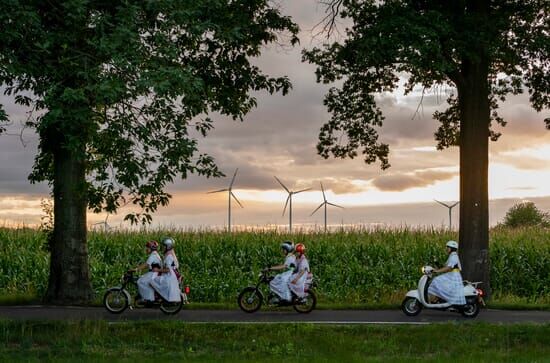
[319,178,369,194]
[372,170,457,192]
[0,1,549,219]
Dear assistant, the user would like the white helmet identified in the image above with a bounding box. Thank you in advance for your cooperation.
[446,240,459,249]
[281,241,294,253]
[162,237,175,250]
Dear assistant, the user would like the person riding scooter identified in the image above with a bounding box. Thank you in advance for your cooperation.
[131,240,162,305]
[151,237,182,302]
[289,243,310,300]
[267,241,296,302]
[427,240,466,306]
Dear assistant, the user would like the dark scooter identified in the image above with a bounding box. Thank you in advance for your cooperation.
[104,270,190,315]
[238,268,316,313]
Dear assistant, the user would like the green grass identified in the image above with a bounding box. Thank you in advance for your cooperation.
[1,226,549,306]
[0,320,549,362]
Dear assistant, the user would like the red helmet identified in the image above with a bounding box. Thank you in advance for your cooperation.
[295,243,306,254]
[145,240,159,251]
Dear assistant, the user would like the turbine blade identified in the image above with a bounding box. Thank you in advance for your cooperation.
[327,202,344,209]
[282,195,290,216]
[231,192,244,208]
[434,199,449,208]
[450,202,459,208]
[274,176,289,193]
[310,203,324,216]
[207,188,228,194]
[295,187,311,194]
[229,168,239,189]
[320,182,327,201]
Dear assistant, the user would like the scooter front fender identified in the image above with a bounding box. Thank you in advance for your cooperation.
[405,290,420,300]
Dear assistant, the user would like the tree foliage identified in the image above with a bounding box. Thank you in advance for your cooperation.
[0,0,299,223]
[303,0,549,165]
[502,202,550,228]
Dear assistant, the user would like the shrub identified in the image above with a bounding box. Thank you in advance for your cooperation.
[502,202,550,228]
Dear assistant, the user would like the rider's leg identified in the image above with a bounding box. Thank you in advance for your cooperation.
[137,275,155,301]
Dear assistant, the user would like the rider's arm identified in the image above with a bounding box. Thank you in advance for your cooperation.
[434,266,452,274]
[131,262,149,272]
[291,270,305,284]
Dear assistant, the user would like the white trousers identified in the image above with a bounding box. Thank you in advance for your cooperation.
[269,270,293,301]
[137,271,157,301]
[151,270,181,302]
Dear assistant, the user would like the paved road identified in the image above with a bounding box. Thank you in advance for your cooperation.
[1,306,549,324]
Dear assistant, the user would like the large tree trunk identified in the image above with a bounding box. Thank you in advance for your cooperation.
[44,144,93,304]
[457,57,491,298]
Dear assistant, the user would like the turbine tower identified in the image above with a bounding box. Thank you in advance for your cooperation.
[311,182,344,232]
[207,169,243,232]
[434,199,459,229]
[274,176,310,232]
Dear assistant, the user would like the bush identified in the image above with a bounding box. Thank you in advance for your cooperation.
[502,202,550,228]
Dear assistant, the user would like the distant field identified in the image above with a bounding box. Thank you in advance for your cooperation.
[0,227,549,306]
[1,320,549,362]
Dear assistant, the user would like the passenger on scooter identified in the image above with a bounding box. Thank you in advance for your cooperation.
[427,240,466,305]
[289,243,310,300]
[151,237,182,302]
[267,241,296,302]
[131,240,162,304]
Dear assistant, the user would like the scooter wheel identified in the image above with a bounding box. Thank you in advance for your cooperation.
[293,290,317,314]
[238,287,263,313]
[401,297,422,316]
[103,288,129,314]
[461,301,480,318]
[160,299,184,315]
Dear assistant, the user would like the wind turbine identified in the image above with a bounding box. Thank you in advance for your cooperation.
[434,199,459,229]
[311,182,344,232]
[91,214,111,232]
[207,169,243,232]
[274,176,311,232]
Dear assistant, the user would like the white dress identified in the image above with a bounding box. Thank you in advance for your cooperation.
[137,251,162,301]
[289,255,310,298]
[151,252,182,302]
[428,252,466,305]
[269,254,296,301]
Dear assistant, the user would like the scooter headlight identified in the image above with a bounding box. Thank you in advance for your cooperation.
[421,266,425,274]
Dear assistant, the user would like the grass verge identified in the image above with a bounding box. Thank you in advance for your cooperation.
[0,320,549,362]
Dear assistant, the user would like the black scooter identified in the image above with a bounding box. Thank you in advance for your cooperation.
[103,270,189,315]
[237,268,316,313]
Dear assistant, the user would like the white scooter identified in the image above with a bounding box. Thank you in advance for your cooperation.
[401,265,485,318]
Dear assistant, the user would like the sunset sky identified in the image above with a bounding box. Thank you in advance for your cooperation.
[1,1,549,230]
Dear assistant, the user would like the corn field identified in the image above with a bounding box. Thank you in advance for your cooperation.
[0,227,549,304]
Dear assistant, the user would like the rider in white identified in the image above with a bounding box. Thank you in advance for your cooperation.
[427,240,466,305]
[289,243,310,299]
[151,237,182,302]
[268,241,296,302]
[133,240,162,303]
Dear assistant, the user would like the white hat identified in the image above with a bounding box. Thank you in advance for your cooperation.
[446,240,459,249]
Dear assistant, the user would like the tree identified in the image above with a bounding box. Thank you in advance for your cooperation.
[0,0,298,304]
[304,0,549,296]
[502,202,550,228]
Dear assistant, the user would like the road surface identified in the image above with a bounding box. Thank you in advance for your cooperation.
[1,306,549,324]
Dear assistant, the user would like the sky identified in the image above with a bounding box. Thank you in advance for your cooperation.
[0,1,549,230]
